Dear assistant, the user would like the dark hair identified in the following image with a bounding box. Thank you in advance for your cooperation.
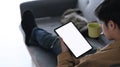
[95,0,120,28]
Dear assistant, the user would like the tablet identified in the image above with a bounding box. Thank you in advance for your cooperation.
[54,22,92,58]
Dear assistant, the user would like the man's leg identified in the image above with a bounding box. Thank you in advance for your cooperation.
[21,11,61,55]
[29,27,62,55]
[21,11,37,46]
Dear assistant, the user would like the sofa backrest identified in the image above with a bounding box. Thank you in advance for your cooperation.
[20,0,77,18]
[77,0,104,22]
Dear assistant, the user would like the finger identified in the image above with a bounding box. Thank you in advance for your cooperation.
[58,37,69,52]
[59,37,64,44]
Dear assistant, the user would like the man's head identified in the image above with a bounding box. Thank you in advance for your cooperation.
[95,0,120,40]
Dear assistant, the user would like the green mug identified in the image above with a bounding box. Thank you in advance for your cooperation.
[88,22,101,38]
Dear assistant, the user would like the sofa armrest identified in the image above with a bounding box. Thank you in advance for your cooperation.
[20,0,77,18]
[28,46,57,67]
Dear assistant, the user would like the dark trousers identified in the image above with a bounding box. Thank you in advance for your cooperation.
[29,27,61,55]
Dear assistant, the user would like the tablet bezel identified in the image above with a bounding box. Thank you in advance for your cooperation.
[54,22,93,58]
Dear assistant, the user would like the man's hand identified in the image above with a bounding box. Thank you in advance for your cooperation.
[59,37,69,52]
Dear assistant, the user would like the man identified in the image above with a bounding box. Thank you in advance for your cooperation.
[21,0,120,66]
[58,0,120,67]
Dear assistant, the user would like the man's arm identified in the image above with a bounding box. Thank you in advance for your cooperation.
[57,38,95,67]
[57,38,76,67]
[57,51,75,67]
[57,51,97,67]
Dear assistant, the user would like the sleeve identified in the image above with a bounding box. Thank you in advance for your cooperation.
[57,51,75,67]
[57,50,101,67]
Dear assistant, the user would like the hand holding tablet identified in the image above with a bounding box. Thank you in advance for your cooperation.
[54,22,92,58]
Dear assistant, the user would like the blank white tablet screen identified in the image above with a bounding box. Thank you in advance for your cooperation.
[55,22,92,58]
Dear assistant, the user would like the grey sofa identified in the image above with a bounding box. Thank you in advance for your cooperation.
[20,0,77,67]
[20,0,109,67]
